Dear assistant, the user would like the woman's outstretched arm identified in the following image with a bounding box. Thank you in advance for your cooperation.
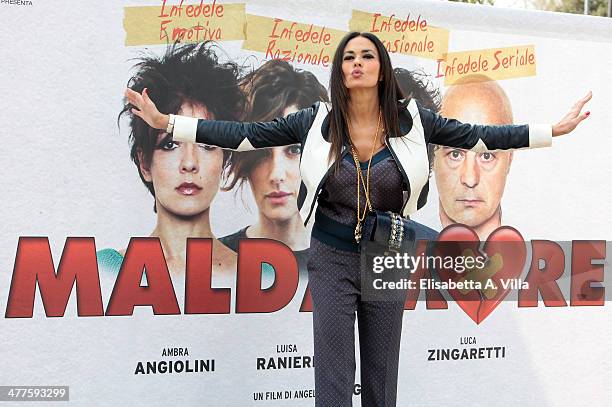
[420,91,592,151]
[125,87,318,150]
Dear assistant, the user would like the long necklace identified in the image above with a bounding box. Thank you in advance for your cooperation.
[348,110,382,243]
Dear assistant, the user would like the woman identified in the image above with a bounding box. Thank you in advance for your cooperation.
[220,59,329,278]
[98,42,245,277]
[126,32,591,406]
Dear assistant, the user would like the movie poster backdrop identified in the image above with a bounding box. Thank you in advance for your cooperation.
[0,0,610,405]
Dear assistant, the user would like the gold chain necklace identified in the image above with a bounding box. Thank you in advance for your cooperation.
[348,110,382,243]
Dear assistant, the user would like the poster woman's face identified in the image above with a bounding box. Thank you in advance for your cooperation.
[248,105,302,223]
[140,102,224,218]
[342,35,381,90]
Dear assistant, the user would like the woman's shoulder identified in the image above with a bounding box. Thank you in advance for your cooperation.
[397,97,420,111]
[219,227,249,252]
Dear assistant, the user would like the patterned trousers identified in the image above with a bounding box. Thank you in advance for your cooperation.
[308,237,406,407]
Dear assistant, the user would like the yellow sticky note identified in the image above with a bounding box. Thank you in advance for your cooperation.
[438,45,537,85]
[242,14,347,68]
[124,1,246,46]
[349,9,449,60]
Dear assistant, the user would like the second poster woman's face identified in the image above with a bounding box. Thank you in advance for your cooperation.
[141,102,224,217]
[248,105,302,223]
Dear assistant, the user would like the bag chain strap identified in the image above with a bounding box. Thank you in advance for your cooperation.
[348,110,382,243]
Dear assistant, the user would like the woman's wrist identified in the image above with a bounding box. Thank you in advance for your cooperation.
[157,114,170,131]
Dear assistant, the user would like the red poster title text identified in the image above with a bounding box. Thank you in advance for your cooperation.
[3,231,606,320]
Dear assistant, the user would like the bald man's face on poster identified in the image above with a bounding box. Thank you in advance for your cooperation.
[433,79,514,239]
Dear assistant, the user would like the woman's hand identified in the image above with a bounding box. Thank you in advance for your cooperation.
[125,87,169,131]
[552,91,592,137]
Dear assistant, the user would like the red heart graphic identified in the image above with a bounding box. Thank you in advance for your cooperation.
[433,224,526,324]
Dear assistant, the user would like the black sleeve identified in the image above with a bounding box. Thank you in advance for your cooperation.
[418,103,530,150]
[194,102,319,150]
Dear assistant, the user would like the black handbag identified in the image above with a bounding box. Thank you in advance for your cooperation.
[360,210,438,255]
[359,210,439,301]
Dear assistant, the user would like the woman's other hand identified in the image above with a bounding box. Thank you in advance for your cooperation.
[552,91,592,137]
[125,88,169,131]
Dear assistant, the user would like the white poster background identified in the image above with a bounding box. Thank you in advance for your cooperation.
[0,1,610,406]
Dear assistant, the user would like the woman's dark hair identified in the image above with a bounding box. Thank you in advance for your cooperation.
[222,59,329,191]
[328,32,405,165]
[393,67,441,172]
[119,41,245,202]
[393,67,440,113]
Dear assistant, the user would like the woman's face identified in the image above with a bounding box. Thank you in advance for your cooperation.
[248,105,302,223]
[140,102,224,218]
[341,35,381,90]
